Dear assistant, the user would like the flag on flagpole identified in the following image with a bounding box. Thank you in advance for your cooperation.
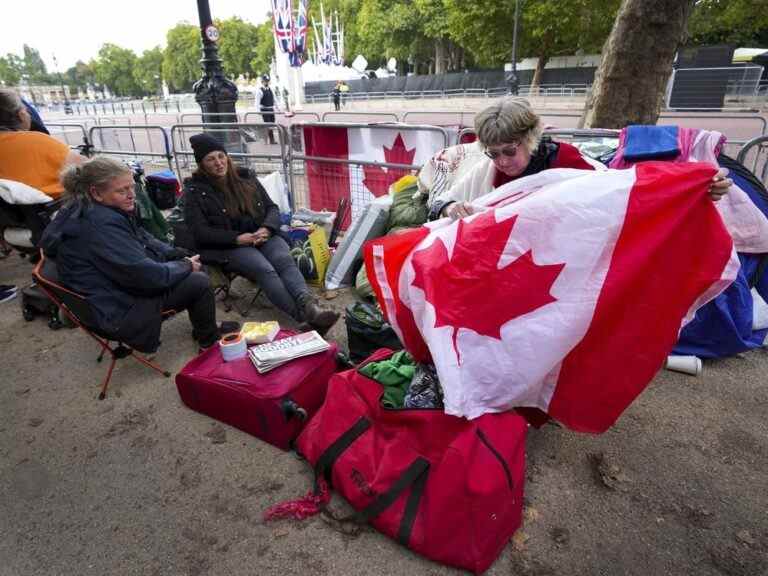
[272,0,294,55]
[364,163,738,433]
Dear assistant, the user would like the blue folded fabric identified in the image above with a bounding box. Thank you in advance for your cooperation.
[623,125,680,161]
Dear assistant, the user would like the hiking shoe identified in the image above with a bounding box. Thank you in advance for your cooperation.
[218,320,241,336]
[0,287,17,304]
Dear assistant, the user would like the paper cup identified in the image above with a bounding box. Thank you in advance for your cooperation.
[664,355,702,376]
[219,332,247,362]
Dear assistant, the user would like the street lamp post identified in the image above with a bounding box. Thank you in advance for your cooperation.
[507,0,521,95]
[193,0,240,151]
[52,55,72,113]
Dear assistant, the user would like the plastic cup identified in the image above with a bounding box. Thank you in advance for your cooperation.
[664,355,702,376]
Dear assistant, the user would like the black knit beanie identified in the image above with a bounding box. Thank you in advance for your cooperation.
[190,133,227,164]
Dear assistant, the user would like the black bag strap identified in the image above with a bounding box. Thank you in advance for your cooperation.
[352,457,430,547]
[313,416,371,493]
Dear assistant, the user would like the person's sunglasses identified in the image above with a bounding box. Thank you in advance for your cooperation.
[484,145,520,160]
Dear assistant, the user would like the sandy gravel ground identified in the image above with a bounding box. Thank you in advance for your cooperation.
[1,241,767,576]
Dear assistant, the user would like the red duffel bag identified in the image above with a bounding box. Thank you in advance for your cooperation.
[295,348,527,574]
[176,331,338,450]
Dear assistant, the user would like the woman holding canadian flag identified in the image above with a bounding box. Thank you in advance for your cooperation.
[367,98,738,433]
[427,97,731,221]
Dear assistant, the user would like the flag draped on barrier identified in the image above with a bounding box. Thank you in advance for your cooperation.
[302,125,447,228]
[364,163,738,433]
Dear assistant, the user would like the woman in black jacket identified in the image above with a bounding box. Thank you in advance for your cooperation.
[41,157,236,353]
[183,133,338,332]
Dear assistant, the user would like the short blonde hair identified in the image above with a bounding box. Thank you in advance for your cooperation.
[60,157,132,204]
[474,97,542,153]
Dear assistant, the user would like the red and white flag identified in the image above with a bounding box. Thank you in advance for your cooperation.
[303,125,447,228]
[364,163,738,433]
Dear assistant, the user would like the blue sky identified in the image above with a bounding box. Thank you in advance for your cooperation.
[3,0,271,71]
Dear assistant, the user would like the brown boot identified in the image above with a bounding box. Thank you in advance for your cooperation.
[298,295,340,334]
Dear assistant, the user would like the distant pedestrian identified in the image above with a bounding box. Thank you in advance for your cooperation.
[256,75,277,145]
[331,81,341,111]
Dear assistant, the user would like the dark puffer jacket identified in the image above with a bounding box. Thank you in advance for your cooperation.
[182,168,280,262]
[41,201,192,352]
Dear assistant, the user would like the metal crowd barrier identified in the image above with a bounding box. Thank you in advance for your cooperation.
[242,111,322,123]
[320,111,399,123]
[169,122,291,205]
[46,123,91,152]
[288,122,450,225]
[737,136,768,187]
[88,125,174,171]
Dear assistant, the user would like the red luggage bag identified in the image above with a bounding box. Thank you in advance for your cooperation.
[295,349,527,573]
[176,331,338,450]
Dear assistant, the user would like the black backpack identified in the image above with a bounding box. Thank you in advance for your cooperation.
[344,300,403,363]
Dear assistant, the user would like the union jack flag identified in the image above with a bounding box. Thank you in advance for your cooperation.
[271,0,294,54]
[294,0,309,55]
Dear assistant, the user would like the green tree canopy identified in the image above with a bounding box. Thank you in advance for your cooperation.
[216,17,260,79]
[64,60,96,91]
[0,54,23,86]
[250,19,276,77]
[93,43,141,97]
[163,23,201,92]
[688,0,768,47]
[22,45,51,84]
[133,47,165,96]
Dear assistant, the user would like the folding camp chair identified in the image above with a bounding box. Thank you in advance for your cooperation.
[33,251,173,400]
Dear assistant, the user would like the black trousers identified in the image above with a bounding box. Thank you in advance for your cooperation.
[162,271,218,348]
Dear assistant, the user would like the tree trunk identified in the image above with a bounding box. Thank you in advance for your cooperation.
[530,55,549,95]
[435,39,447,75]
[579,0,695,128]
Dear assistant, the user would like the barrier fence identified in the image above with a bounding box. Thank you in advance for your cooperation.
[169,123,291,207]
[45,116,768,220]
[288,122,451,226]
[88,125,174,171]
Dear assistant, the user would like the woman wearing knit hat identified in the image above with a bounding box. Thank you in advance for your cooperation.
[183,133,339,333]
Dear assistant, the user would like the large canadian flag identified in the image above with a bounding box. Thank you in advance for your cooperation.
[303,125,447,227]
[364,163,738,433]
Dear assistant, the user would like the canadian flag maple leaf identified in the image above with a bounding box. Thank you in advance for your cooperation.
[411,210,565,361]
[362,133,416,197]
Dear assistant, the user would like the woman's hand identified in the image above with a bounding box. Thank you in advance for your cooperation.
[236,232,259,246]
[442,202,475,220]
[186,255,202,273]
[709,169,732,202]
[253,227,272,246]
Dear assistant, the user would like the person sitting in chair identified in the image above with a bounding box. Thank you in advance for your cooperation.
[182,133,339,333]
[41,157,236,354]
[0,88,83,200]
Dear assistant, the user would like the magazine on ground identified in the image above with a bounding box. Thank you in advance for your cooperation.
[248,330,331,373]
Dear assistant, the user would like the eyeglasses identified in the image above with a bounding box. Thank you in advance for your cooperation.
[484,144,520,160]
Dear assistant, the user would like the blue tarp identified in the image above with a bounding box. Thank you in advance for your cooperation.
[673,158,768,357]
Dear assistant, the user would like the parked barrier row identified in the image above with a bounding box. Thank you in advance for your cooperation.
[46,120,768,220]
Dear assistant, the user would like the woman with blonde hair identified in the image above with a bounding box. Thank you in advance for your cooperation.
[430,97,731,221]
[41,157,235,353]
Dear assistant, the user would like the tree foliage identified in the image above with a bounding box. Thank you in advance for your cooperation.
[0,54,23,86]
[93,44,141,97]
[250,19,276,77]
[216,17,261,79]
[163,22,201,92]
[688,0,768,47]
[64,61,96,91]
[133,47,164,96]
